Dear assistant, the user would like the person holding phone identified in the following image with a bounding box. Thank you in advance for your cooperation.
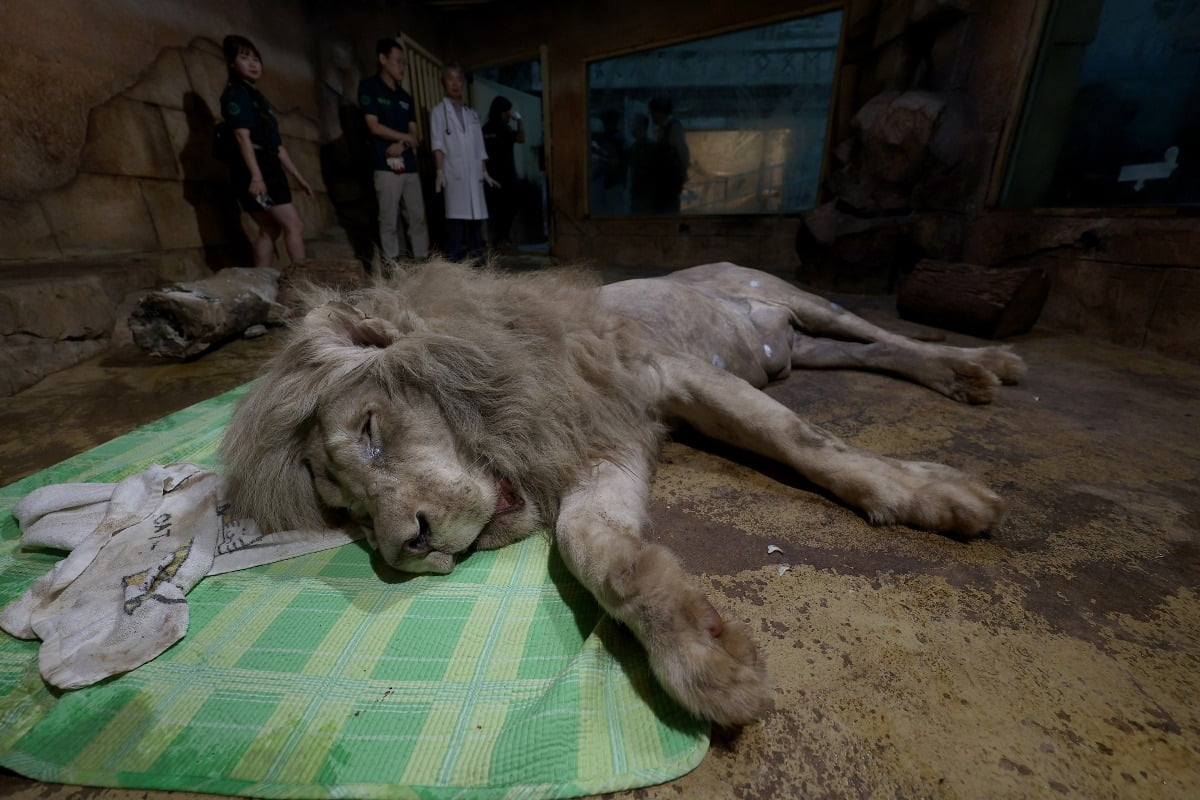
[481,95,524,248]
[220,34,313,267]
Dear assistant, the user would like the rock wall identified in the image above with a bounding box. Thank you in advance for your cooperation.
[0,35,328,279]
[796,0,1008,292]
[0,1,321,200]
[0,0,414,396]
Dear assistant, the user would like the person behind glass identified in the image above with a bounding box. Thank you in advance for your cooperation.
[430,64,497,263]
[481,96,525,249]
[648,95,690,214]
[590,109,627,214]
[628,112,655,214]
[219,35,313,266]
[358,38,429,273]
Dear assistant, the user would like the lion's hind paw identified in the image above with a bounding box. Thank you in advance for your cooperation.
[981,346,1026,385]
[948,361,1001,405]
[943,346,1025,403]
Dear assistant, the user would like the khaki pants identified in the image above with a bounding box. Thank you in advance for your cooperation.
[373,170,429,259]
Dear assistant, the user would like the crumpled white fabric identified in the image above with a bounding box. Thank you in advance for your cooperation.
[0,463,361,689]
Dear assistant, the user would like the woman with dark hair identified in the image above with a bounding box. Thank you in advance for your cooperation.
[481,95,524,248]
[219,34,313,266]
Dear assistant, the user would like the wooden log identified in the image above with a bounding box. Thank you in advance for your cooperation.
[897,259,1049,339]
[129,268,281,358]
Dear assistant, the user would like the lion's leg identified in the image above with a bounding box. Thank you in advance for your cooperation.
[658,358,1006,536]
[778,297,1025,403]
[789,333,1002,405]
[783,299,1025,400]
[669,263,1025,401]
[556,453,771,726]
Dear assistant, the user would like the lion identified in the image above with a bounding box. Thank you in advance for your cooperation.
[219,259,1023,726]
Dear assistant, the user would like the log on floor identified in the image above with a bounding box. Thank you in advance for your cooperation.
[129,268,281,358]
[897,259,1049,339]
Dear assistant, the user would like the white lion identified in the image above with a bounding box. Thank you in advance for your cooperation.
[220,260,1023,726]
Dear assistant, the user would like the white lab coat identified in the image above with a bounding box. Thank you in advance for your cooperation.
[430,98,489,220]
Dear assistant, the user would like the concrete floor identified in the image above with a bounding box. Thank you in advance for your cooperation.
[1,277,1198,799]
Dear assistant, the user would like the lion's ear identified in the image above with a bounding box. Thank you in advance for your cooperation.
[304,301,400,348]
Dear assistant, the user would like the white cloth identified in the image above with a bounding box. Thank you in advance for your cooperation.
[0,463,361,689]
[430,98,489,220]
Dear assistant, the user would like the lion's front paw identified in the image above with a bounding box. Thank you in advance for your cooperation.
[628,551,771,726]
[649,606,773,726]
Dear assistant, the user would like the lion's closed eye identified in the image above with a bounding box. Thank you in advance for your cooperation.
[361,411,383,460]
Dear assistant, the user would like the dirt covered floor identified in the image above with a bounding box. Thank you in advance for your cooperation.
[1,274,1197,799]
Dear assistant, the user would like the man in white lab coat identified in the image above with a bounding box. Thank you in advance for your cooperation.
[431,64,497,262]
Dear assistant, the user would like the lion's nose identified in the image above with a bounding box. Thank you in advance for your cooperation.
[403,513,433,555]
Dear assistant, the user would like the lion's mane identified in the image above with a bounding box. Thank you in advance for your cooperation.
[220,260,666,533]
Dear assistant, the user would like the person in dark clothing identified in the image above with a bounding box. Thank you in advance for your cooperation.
[481,95,525,248]
[648,96,689,214]
[358,37,429,269]
[590,109,627,214]
[219,34,313,266]
[628,112,655,214]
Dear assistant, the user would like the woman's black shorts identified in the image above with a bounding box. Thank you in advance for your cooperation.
[230,149,293,213]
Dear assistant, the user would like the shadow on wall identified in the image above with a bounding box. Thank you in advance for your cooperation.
[319,104,381,265]
[180,91,252,269]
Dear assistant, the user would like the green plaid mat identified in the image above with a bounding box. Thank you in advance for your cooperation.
[0,386,707,799]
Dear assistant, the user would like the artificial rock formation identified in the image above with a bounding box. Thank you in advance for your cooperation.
[0,260,161,396]
[797,87,982,293]
[796,0,987,294]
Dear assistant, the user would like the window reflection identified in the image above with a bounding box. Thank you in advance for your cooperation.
[1001,0,1200,208]
[586,10,843,216]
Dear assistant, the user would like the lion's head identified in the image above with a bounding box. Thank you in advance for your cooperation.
[220,261,663,574]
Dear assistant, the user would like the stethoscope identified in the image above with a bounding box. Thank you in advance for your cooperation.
[438,101,467,136]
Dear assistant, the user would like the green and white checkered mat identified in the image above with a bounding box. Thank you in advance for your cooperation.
[0,386,707,799]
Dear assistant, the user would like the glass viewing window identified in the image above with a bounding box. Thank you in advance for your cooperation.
[1000,0,1200,208]
[586,9,843,216]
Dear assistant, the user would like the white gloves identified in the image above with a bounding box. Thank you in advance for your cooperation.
[0,463,360,689]
[386,157,405,173]
[435,170,500,190]
[510,109,521,122]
